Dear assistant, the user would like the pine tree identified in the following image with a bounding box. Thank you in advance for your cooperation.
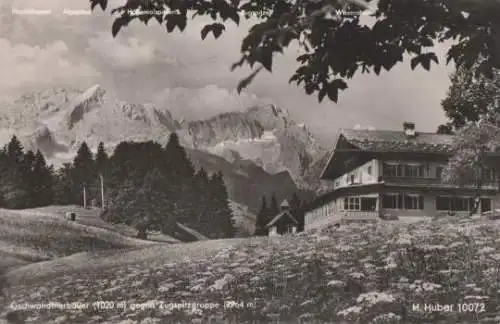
[193,167,210,225]
[95,142,109,175]
[21,150,36,207]
[164,133,196,226]
[269,193,280,217]
[1,136,29,209]
[208,171,235,238]
[254,196,269,236]
[164,132,194,179]
[53,163,74,205]
[72,141,95,206]
[290,192,301,210]
[31,150,54,207]
[6,135,24,164]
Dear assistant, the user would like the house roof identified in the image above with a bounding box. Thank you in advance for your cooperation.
[320,128,458,180]
[339,129,456,154]
[265,210,298,228]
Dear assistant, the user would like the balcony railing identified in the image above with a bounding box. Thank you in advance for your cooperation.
[340,210,379,220]
[382,176,498,189]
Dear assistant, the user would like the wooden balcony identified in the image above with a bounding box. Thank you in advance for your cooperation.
[382,176,498,190]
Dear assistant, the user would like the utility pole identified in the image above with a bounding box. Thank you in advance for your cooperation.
[100,173,105,209]
[83,182,87,209]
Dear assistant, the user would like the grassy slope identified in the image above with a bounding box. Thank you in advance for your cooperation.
[6,218,500,323]
[0,206,160,273]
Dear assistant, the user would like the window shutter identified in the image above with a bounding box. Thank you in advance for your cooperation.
[397,194,403,209]
[419,196,424,209]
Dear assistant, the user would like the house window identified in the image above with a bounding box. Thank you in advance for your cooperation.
[436,196,450,211]
[383,193,423,209]
[483,168,497,182]
[453,197,469,211]
[350,174,355,184]
[481,198,492,212]
[367,165,372,175]
[403,194,424,210]
[360,197,377,211]
[383,163,401,177]
[382,194,400,209]
[436,166,443,179]
[343,197,360,210]
[424,163,431,177]
[404,164,422,178]
[436,196,474,211]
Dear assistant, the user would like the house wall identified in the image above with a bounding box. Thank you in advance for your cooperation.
[380,192,496,218]
[306,157,498,229]
[304,198,337,230]
[333,159,380,189]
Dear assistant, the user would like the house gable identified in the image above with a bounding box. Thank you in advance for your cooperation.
[265,211,298,228]
[320,133,375,180]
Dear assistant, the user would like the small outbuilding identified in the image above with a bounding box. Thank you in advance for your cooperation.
[265,210,299,236]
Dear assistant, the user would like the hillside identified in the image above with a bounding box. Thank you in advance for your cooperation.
[4,218,500,323]
[0,206,160,273]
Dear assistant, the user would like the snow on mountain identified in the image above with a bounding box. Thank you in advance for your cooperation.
[177,111,264,148]
[0,85,181,162]
[1,85,326,194]
[183,104,325,184]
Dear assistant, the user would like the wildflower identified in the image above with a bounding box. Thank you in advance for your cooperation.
[337,305,363,317]
[327,280,344,287]
[349,272,365,279]
[356,292,395,307]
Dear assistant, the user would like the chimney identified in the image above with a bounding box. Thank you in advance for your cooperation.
[403,122,416,137]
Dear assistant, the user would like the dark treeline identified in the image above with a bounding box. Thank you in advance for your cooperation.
[0,135,54,209]
[0,133,235,239]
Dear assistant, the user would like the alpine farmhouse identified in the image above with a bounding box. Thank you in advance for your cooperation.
[304,122,500,230]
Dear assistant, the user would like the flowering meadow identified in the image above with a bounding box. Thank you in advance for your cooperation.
[4,217,500,323]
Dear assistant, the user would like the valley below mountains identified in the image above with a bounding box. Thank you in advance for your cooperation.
[0,84,330,212]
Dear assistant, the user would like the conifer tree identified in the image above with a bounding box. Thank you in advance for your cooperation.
[95,141,109,175]
[194,167,210,224]
[6,135,24,164]
[72,141,95,206]
[269,193,280,217]
[208,171,235,238]
[21,150,36,207]
[164,132,194,179]
[2,136,29,209]
[290,192,302,210]
[254,196,269,236]
[53,163,74,205]
[31,150,54,206]
[164,133,196,225]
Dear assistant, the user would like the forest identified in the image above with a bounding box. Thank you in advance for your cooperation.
[0,133,236,239]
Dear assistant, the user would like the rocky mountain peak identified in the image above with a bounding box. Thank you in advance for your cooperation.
[180,111,264,148]
[67,84,106,129]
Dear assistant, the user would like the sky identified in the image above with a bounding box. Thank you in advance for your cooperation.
[0,0,455,144]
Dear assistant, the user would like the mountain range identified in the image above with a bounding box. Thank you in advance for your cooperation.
[0,84,330,212]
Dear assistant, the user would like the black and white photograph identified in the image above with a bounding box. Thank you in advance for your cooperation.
[0,0,500,323]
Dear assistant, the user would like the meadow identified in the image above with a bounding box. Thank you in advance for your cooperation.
[4,216,500,323]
